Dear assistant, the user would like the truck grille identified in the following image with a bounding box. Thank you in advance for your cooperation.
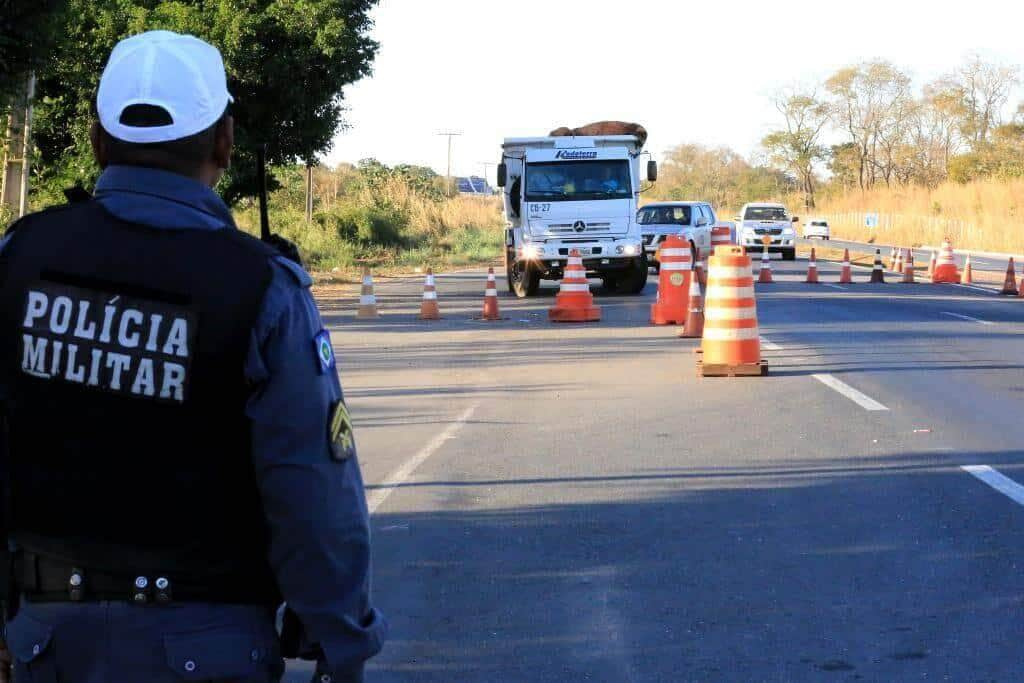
[753,228,783,236]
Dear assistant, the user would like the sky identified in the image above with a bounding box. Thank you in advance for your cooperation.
[324,0,1024,184]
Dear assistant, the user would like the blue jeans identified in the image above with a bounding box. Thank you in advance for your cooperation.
[6,599,284,682]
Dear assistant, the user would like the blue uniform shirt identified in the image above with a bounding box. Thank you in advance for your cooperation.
[4,165,385,678]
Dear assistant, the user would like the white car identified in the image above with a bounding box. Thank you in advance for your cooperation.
[803,218,830,240]
[735,202,798,260]
[637,201,714,270]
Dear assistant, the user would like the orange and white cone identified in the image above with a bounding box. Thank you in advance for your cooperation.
[357,267,379,318]
[894,248,904,275]
[805,248,820,283]
[999,258,1018,295]
[678,268,705,339]
[901,250,915,283]
[889,247,898,271]
[419,268,440,320]
[710,225,733,249]
[650,235,693,325]
[932,239,959,283]
[699,245,766,376]
[694,258,707,288]
[838,248,853,284]
[927,251,937,279]
[757,244,773,284]
[549,250,600,322]
[961,255,973,284]
[481,267,502,320]
[869,249,885,283]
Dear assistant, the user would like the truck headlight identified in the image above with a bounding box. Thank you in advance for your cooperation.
[624,244,639,256]
[521,244,543,259]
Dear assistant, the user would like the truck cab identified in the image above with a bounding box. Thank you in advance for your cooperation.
[735,202,799,260]
[498,134,655,297]
[637,201,715,270]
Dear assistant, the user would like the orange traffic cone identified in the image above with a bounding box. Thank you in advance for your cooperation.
[805,248,820,283]
[678,268,705,339]
[889,247,898,271]
[698,246,767,377]
[650,235,693,325]
[419,268,440,320]
[869,249,885,283]
[549,250,600,322]
[927,251,936,279]
[357,267,379,318]
[894,248,904,275]
[901,250,915,283]
[961,255,973,284]
[1018,278,1024,299]
[757,244,773,284]
[710,225,733,249]
[694,258,707,288]
[838,248,853,284]
[932,239,959,283]
[999,258,1018,295]
[481,267,502,320]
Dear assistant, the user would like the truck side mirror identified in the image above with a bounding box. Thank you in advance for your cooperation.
[497,163,507,188]
[791,216,800,223]
[647,161,658,182]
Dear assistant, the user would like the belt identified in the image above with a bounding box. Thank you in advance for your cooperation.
[19,552,269,605]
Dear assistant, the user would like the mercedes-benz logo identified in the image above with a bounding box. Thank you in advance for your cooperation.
[573,220,586,233]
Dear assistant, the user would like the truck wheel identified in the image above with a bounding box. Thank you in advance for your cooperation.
[508,260,540,298]
[601,275,619,293]
[783,248,796,261]
[616,257,649,295]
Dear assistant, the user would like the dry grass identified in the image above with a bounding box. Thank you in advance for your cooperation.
[807,178,1024,253]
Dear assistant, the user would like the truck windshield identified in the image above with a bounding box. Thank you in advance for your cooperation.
[637,205,691,225]
[525,160,631,202]
[744,207,788,221]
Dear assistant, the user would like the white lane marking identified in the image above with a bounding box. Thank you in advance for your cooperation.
[823,284,847,290]
[941,311,994,325]
[962,465,1024,507]
[811,373,889,411]
[367,402,479,514]
[953,283,997,294]
[759,336,782,351]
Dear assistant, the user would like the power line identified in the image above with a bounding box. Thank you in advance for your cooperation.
[436,130,462,197]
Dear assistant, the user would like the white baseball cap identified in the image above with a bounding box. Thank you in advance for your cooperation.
[96,30,233,144]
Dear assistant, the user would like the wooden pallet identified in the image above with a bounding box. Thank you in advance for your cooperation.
[697,359,768,377]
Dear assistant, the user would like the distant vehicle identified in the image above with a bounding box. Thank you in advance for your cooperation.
[735,202,798,260]
[497,124,656,297]
[636,201,714,271]
[803,218,830,240]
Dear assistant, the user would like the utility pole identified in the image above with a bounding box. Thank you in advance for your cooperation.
[479,162,495,193]
[304,163,314,222]
[1,73,36,218]
[436,130,462,197]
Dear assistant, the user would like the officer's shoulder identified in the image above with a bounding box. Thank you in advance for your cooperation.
[4,200,95,237]
[211,230,312,288]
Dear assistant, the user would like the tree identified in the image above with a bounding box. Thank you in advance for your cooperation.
[825,61,913,190]
[953,55,1020,148]
[29,0,379,206]
[0,0,66,104]
[761,87,830,208]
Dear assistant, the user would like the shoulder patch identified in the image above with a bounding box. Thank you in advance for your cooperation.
[273,255,313,288]
[328,400,356,461]
[314,329,335,374]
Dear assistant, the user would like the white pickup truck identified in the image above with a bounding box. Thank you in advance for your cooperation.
[735,202,799,260]
[497,133,656,297]
[637,201,716,271]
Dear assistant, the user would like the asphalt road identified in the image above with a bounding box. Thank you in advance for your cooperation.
[798,236,1017,287]
[289,256,1024,681]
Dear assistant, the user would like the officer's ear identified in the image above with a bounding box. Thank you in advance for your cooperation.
[213,115,234,171]
[90,121,109,170]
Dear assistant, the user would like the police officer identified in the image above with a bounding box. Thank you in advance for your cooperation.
[0,31,384,681]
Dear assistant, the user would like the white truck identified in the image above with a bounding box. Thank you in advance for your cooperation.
[497,132,657,297]
[735,202,800,260]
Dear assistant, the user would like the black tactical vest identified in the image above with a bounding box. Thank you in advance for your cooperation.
[0,200,281,604]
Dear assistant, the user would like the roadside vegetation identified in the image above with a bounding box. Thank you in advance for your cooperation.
[233,160,504,276]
